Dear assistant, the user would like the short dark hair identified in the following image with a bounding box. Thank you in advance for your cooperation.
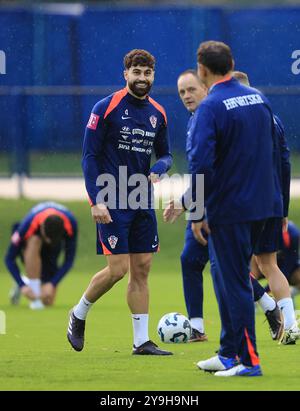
[197,41,233,75]
[43,215,65,245]
[124,49,155,70]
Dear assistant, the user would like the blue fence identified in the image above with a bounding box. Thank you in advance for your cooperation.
[0,4,299,174]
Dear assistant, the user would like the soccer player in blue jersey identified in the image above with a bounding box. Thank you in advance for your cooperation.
[177,69,282,343]
[67,49,173,355]
[5,202,77,309]
[165,40,286,376]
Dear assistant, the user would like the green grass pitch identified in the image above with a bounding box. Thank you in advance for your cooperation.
[0,198,299,391]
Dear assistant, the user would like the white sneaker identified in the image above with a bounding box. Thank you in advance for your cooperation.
[215,364,262,377]
[279,321,300,345]
[197,354,238,372]
[29,299,45,310]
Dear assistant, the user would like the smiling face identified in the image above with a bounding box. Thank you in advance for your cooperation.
[177,72,207,113]
[124,65,155,99]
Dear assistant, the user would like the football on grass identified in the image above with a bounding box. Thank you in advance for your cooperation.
[157,312,192,343]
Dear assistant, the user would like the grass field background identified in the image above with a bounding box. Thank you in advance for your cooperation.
[0,198,300,391]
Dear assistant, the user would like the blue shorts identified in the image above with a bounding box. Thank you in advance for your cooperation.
[96,209,159,255]
[253,217,283,255]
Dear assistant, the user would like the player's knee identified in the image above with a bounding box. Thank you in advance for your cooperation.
[131,260,151,280]
[110,263,128,282]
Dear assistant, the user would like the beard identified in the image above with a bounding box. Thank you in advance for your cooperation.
[128,80,152,97]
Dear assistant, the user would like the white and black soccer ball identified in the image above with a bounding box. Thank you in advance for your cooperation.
[157,312,192,343]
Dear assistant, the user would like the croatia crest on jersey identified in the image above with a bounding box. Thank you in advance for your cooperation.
[149,115,157,129]
[108,235,118,249]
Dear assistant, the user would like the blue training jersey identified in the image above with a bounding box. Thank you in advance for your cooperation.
[82,87,172,207]
[184,76,283,225]
[5,202,77,287]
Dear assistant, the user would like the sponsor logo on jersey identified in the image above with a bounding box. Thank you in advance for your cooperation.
[118,143,130,150]
[145,131,155,138]
[132,129,145,137]
[108,235,118,249]
[132,138,143,144]
[87,113,100,130]
[149,115,157,128]
[131,146,146,153]
[121,126,131,134]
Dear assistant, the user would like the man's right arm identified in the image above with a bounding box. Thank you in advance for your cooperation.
[82,100,108,206]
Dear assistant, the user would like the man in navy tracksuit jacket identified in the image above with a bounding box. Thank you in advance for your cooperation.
[177,70,282,344]
[165,41,281,376]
